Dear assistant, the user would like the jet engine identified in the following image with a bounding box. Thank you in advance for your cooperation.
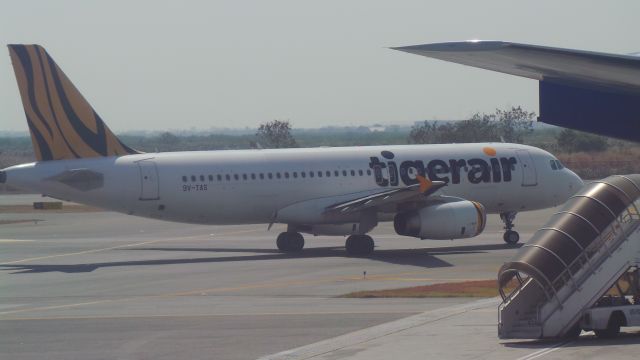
[394,201,486,240]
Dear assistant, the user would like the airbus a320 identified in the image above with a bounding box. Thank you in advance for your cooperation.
[0,45,583,255]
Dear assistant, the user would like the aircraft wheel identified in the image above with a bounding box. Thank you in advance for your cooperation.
[345,235,374,256]
[503,230,520,245]
[277,232,304,252]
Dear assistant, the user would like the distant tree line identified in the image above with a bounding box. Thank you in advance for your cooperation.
[0,106,628,180]
[408,106,536,144]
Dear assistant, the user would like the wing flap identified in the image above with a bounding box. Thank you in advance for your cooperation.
[325,176,446,215]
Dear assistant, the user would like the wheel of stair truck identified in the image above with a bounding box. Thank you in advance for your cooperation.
[276,232,305,252]
[503,230,520,245]
[594,313,623,339]
[345,235,374,256]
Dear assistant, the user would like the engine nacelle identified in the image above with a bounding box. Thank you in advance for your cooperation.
[394,201,486,240]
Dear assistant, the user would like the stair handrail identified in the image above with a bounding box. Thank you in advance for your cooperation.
[537,207,640,327]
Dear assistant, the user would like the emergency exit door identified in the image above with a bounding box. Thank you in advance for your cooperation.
[138,160,160,200]
[515,149,537,187]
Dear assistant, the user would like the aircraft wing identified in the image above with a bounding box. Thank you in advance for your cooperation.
[393,41,640,92]
[324,177,446,215]
[393,41,640,142]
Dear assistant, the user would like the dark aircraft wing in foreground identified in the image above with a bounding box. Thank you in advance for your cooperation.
[393,41,640,142]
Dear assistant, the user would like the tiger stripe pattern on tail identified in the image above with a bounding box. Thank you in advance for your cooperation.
[8,44,139,161]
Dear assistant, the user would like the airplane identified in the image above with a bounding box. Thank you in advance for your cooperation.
[0,44,583,255]
[392,40,640,142]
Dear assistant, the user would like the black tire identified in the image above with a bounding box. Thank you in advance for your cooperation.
[276,232,304,252]
[345,235,358,256]
[595,315,622,339]
[361,235,374,255]
[503,230,520,245]
[345,235,374,256]
[276,232,289,251]
[289,232,304,252]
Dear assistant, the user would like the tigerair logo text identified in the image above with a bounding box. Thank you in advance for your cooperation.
[368,150,517,187]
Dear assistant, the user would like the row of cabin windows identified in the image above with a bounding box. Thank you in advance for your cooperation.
[182,169,373,183]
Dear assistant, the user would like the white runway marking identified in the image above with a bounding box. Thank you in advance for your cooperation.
[515,340,571,360]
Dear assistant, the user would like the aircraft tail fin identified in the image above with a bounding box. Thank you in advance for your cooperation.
[8,44,139,161]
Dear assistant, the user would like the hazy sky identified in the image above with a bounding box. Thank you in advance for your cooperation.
[1,1,638,132]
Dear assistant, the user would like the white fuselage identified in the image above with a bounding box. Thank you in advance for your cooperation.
[2,143,582,227]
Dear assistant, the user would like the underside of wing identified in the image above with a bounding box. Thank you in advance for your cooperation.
[393,41,640,142]
[325,177,447,215]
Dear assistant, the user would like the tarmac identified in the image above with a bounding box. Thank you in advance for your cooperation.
[1,194,638,359]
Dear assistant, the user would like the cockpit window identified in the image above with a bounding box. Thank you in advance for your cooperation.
[550,159,565,170]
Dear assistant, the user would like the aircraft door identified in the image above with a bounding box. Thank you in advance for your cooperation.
[515,149,537,186]
[138,160,160,200]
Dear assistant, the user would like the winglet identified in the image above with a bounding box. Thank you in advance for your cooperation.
[416,175,432,193]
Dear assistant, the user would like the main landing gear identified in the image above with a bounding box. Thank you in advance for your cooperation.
[275,230,375,256]
[500,212,520,245]
[276,231,305,252]
[345,234,375,256]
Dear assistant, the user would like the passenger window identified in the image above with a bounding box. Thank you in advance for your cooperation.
[259,173,264,179]
[251,173,256,180]
[225,174,231,181]
[317,171,322,178]
[243,174,248,180]
[301,172,306,178]
[293,172,298,178]
[310,171,314,178]
[334,170,339,177]
[200,175,205,182]
[326,171,331,177]
[217,175,222,181]
[366,169,371,176]
[550,160,557,170]
[358,170,363,176]
[208,175,213,181]
[276,173,281,179]
[191,175,196,182]
[342,170,347,176]
[268,173,273,179]
[182,176,187,182]
[234,174,239,180]
[285,172,290,179]
[350,170,355,176]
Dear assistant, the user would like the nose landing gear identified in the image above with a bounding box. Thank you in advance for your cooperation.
[500,212,520,245]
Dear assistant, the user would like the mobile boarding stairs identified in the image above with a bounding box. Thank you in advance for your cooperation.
[498,174,640,339]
